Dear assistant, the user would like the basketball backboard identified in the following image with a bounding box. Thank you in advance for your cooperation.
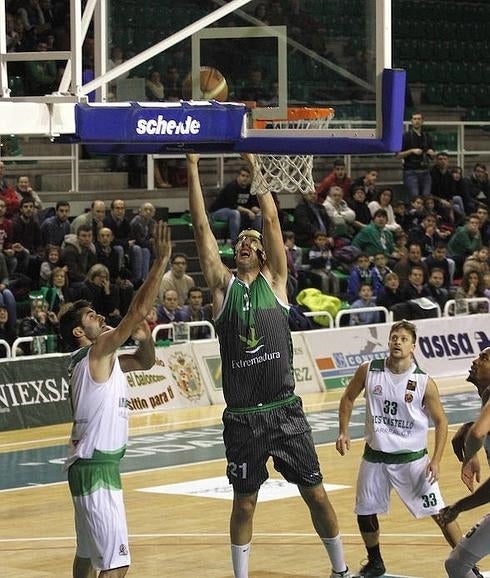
[108,0,403,154]
[0,0,404,155]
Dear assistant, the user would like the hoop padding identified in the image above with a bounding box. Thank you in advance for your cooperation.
[250,108,333,195]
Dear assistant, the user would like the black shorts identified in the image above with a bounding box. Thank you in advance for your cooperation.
[222,397,323,494]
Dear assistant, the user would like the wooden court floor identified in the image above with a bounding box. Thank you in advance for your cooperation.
[1,378,488,578]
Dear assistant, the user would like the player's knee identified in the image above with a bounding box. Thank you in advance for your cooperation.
[357,514,379,533]
[232,493,258,519]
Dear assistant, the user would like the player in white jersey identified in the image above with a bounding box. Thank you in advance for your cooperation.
[59,221,171,578]
[336,320,466,578]
[441,347,490,577]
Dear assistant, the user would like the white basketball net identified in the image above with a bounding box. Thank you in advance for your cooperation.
[251,154,314,195]
[250,110,333,196]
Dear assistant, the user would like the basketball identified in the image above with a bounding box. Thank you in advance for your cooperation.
[182,66,228,101]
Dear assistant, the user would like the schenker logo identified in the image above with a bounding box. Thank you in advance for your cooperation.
[135,114,201,135]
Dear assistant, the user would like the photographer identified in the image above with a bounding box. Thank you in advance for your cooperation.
[396,111,435,200]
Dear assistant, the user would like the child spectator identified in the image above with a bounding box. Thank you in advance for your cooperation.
[307,231,338,294]
[39,244,62,285]
[347,252,382,303]
[371,252,392,291]
[462,246,490,276]
[393,200,412,231]
[376,271,404,310]
[349,283,380,326]
[406,195,425,229]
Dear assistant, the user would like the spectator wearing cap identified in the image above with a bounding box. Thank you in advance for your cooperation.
[346,185,372,231]
[316,158,352,203]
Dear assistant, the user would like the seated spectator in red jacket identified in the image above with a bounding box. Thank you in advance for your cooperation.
[316,158,351,203]
[0,161,20,218]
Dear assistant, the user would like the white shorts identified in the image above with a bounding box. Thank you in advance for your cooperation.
[457,514,490,559]
[73,487,130,571]
[355,456,445,519]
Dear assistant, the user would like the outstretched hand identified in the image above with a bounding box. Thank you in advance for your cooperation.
[153,221,172,263]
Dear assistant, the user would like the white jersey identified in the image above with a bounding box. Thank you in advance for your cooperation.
[364,358,429,453]
[65,346,129,469]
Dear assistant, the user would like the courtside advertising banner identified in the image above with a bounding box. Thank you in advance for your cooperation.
[303,313,490,390]
[126,344,211,413]
[0,354,72,431]
[192,335,322,405]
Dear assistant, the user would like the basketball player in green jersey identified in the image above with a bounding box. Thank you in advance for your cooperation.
[336,320,473,578]
[186,153,352,578]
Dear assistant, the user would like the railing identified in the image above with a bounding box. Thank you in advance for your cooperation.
[0,338,10,358]
[443,297,490,317]
[303,310,334,328]
[1,119,490,193]
[151,321,215,342]
[335,306,391,327]
[11,335,58,357]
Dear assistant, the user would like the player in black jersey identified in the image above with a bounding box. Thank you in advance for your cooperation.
[186,153,352,578]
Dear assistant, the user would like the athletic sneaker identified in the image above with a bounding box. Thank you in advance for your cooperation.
[330,567,353,578]
[358,558,386,577]
[472,566,483,578]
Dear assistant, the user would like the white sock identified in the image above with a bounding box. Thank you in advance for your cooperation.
[321,534,348,574]
[231,542,251,578]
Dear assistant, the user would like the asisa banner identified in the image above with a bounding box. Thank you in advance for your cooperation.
[302,314,490,390]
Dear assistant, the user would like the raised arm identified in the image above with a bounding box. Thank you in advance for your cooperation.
[186,154,231,303]
[92,221,171,362]
[245,155,287,295]
[336,362,368,456]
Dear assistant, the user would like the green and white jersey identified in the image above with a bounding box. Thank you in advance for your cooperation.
[364,358,429,453]
[65,346,128,469]
[214,273,294,409]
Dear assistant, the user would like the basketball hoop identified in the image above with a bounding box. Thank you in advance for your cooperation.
[250,107,335,196]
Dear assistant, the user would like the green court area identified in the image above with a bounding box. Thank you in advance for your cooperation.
[0,391,481,492]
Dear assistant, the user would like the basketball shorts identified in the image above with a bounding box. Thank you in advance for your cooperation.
[455,514,490,559]
[68,458,130,570]
[222,397,323,494]
[355,455,445,518]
